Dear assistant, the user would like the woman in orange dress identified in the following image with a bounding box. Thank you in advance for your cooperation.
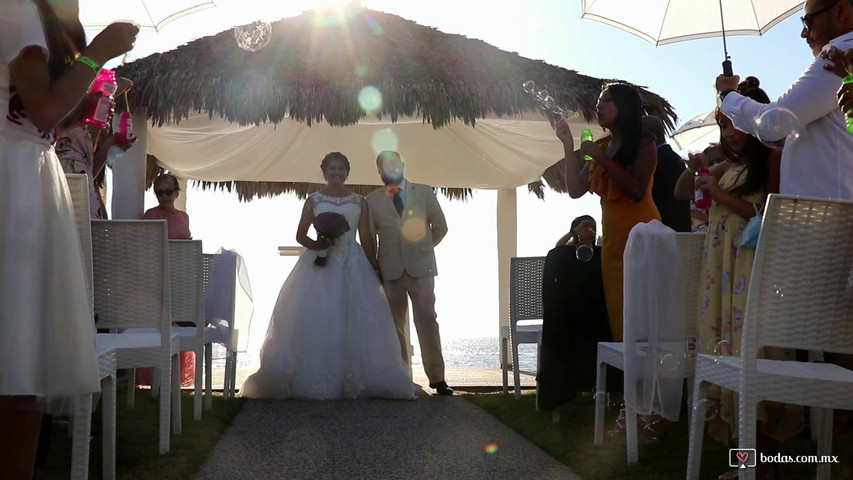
[138,173,195,387]
[554,83,660,342]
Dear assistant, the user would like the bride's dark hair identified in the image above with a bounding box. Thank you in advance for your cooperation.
[321,152,350,173]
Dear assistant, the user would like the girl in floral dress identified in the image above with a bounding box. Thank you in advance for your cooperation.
[674,77,795,478]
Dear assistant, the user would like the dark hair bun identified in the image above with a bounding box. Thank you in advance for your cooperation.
[739,76,760,90]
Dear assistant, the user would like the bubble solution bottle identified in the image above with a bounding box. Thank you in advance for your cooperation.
[843,75,853,134]
[83,69,117,129]
[694,168,713,211]
[107,112,133,167]
[580,128,594,161]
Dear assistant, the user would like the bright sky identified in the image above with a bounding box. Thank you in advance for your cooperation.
[90,0,812,348]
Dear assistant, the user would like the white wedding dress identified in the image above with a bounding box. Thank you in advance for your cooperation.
[240,192,415,400]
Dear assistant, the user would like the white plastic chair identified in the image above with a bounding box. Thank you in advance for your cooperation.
[71,344,117,480]
[202,252,241,401]
[686,195,853,480]
[594,231,705,464]
[168,240,206,420]
[65,174,117,479]
[501,256,546,400]
[91,219,181,454]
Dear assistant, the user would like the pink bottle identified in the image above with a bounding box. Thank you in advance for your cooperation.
[83,69,117,129]
[694,168,713,211]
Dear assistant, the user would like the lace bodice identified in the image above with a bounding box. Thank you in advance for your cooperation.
[312,192,362,244]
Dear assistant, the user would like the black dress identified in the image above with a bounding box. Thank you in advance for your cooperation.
[536,245,619,411]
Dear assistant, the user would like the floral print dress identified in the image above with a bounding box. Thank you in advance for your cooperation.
[697,163,801,443]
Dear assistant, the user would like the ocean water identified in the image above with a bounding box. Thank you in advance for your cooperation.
[412,337,539,372]
[219,337,539,372]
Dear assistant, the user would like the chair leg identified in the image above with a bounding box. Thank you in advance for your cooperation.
[158,361,171,455]
[204,344,213,410]
[193,346,203,421]
[737,393,758,480]
[151,368,160,397]
[625,403,639,464]
[535,342,542,412]
[171,354,182,436]
[686,380,709,480]
[102,373,116,480]
[594,358,608,446]
[500,337,509,395]
[127,369,136,408]
[70,394,92,480]
[512,341,522,400]
[229,351,238,397]
[815,408,834,480]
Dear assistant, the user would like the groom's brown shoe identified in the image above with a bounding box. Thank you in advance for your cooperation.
[429,381,454,396]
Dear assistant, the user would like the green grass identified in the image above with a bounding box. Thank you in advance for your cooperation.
[34,388,245,480]
[462,392,820,480]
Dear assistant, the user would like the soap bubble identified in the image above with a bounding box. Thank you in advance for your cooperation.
[235,21,272,52]
[575,244,594,262]
[755,107,799,148]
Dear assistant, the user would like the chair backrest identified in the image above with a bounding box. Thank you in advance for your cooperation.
[91,220,170,334]
[744,194,853,361]
[169,240,204,334]
[509,256,546,327]
[65,173,93,302]
[676,232,706,341]
[203,252,237,348]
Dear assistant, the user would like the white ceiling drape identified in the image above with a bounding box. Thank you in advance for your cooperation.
[145,112,605,188]
[147,114,602,188]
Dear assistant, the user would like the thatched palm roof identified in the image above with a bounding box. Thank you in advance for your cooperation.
[123,2,677,200]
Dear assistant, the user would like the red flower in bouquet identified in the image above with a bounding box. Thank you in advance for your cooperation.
[313,212,350,266]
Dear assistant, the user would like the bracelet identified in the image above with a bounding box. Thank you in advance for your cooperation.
[604,161,615,173]
[76,55,100,73]
[718,88,736,102]
[685,166,696,175]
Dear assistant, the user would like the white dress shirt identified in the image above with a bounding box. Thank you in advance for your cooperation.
[721,32,853,200]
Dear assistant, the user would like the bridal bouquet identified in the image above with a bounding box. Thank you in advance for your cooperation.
[313,212,350,266]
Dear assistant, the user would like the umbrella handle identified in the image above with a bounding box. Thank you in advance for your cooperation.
[722,59,733,77]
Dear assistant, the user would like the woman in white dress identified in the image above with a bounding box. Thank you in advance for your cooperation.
[241,152,415,400]
[0,2,137,477]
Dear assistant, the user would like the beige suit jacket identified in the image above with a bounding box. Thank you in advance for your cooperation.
[366,181,448,281]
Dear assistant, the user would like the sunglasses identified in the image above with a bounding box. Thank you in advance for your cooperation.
[154,188,175,196]
[801,0,839,31]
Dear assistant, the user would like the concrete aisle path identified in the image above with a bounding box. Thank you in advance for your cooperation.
[194,389,581,480]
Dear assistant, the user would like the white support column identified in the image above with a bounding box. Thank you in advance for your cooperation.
[496,188,518,337]
[111,107,147,219]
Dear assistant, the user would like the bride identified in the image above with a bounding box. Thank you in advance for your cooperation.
[240,152,415,400]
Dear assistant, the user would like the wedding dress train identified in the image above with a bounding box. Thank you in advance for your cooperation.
[240,193,415,400]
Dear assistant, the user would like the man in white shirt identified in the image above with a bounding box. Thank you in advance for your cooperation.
[715,0,853,199]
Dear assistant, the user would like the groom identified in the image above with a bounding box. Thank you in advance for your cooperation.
[366,151,453,396]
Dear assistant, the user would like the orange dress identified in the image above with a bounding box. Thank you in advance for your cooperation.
[588,160,660,341]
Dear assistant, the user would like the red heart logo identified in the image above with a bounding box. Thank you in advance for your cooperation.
[736,451,749,463]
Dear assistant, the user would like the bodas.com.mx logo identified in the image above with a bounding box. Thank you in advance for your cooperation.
[730,449,757,469]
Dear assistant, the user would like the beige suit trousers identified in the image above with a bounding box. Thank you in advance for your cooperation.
[382,272,445,384]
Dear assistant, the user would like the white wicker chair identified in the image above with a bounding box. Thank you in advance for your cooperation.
[202,252,240,402]
[65,174,117,479]
[167,240,206,421]
[686,195,853,480]
[500,256,546,400]
[593,231,705,464]
[91,219,181,454]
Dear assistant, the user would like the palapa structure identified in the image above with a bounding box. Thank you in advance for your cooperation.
[118,2,677,201]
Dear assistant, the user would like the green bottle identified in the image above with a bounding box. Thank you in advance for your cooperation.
[843,75,853,134]
[580,128,594,161]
